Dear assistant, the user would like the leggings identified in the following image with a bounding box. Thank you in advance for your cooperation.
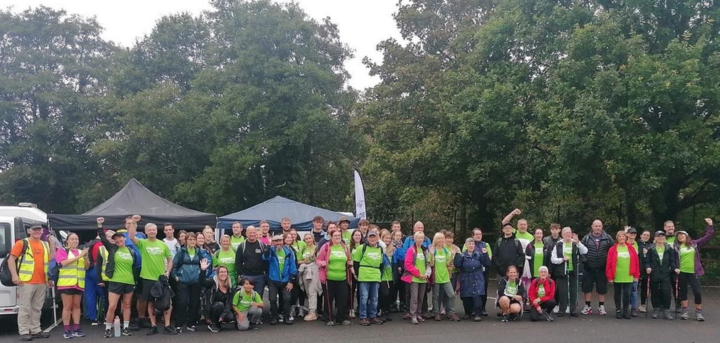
[529,300,557,321]
[324,280,348,323]
[613,283,632,312]
[650,278,671,310]
[677,272,702,305]
[379,280,394,315]
[391,263,406,309]
[639,275,648,306]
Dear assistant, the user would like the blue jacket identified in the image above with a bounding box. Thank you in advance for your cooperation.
[263,246,297,283]
[403,236,431,251]
[392,242,407,265]
[124,232,145,267]
[172,247,202,284]
[198,248,214,278]
[454,250,491,297]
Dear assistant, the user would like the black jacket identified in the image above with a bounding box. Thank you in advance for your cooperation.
[234,240,268,276]
[199,272,235,321]
[525,241,551,278]
[543,236,561,249]
[644,243,677,280]
[550,241,581,277]
[96,228,140,282]
[494,235,525,276]
[496,277,526,303]
[580,231,614,270]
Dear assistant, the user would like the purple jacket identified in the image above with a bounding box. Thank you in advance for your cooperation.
[675,225,715,276]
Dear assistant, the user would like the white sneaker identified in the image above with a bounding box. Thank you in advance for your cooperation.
[597,305,607,315]
[566,307,570,314]
[581,305,592,315]
[553,306,559,314]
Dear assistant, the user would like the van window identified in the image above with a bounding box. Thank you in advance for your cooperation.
[0,222,10,257]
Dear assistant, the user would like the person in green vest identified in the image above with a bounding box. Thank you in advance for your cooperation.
[232,277,264,331]
[352,231,384,326]
[287,230,306,319]
[214,235,237,287]
[430,232,459,321]
[645,231,677,320]
[230,222,245,251]
[56,232,89,339]
[663,220,677,245]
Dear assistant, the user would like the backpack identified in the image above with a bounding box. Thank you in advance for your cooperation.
[49,248,70,284]
[401,245,428,279]
[238,240,266,257]
[358,244,384,273]
[85,238,101,266]
[0,240,28,286]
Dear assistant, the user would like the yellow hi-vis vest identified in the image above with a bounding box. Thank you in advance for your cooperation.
[98,246,110,281]
[17,239,49,283]
[57,249,86,289]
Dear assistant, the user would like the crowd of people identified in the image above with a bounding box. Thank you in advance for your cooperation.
[6,210,715,340]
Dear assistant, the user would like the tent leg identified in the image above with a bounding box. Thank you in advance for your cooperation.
[43,287,61,333]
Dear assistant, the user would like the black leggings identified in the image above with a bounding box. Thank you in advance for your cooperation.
[613,283,632,312]
[324,280,348,323]
[481,271,489,312]
[529,300,557,321]
[650,278,672,310]
[175,282,201,327]
[678,272,702,305]
[639,275,648,306]
[391,263,405,309]
[379,281,393,315]
[209,302,233,325]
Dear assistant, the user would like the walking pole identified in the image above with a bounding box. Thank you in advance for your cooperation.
[645,275,650,318]
[566,260,570,314]
[673,275,679,313]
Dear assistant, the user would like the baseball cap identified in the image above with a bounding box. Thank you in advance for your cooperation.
[367,231,378,237]
[654,231,666,237]
[339,216,350,224]
[626,227,637,234]
[112,231,125,238]
[272,235,283,241]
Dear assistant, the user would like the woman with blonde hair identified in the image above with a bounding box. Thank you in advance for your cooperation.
[298,233,319,321]
[430,232,459,321]
[213,235,237,287]
[606,230,640,319]
[378,230,395,321]
[402,231,431,324]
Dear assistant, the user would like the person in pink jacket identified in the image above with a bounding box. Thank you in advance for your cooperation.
[402,232,431,325]
[316,228,354,326]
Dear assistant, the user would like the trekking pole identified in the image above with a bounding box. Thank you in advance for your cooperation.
[645,275,650,318]
[566,260,570,314]
[673,275,679,313]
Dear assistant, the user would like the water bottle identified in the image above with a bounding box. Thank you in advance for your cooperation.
[113,316,121,337]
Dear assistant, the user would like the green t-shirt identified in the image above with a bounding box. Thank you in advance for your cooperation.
[631,241,638,255]
[666,236,676,245]
[514,230,534,243]
[138,239,171,280]
[327,245,348,281]
[276,248,286,277]
[230,236,245,251]
[504,280,518,297]
[188,248,195,257]
[291,241,307,260]
[382,262,393,282]
[352,244,383,282]
[110,247,135,285]
[463,241,492,258]
[614,245,633,283]
[537,284,546,298]
[679,245,696,274]
[563,244,573,271]
[342,231,352,243]
[433,248,450,284]
[214,249,237,286]
[656,245,665,261]
[233,289,262,312]
[411,249,427,283]
[533,242,544,276]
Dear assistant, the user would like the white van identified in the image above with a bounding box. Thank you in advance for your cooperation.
[0,204,54,316]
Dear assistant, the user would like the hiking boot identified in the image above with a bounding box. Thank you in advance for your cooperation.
[581,305,592,315]
[370,317,383,325]
[359,318,370,326]
[615,310,623,319]
[663,310,674,320]
[448,314,461,321]
[31,333,49,339]
[163,326,177,335]
[695,312,705,322]
[680,310,690,320]
[326,321,335,327]
[104,329,112,338]
[597,305,607,315]
[542,310,554,322]
[410,316,419,325]
[631,308,638,317]
[638,304,646,313]
[652,308,660,319]
[341,320,351,326]
[434,314,442,321]
[122,328,132,336]
[146,326,158,336]
[63,331,73,339]
[19,334,33,341]
[304,312,317,321]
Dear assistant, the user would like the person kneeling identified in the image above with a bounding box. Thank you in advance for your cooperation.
[233,278,264,331]
[497,266,525,322]
[528,267,556,322]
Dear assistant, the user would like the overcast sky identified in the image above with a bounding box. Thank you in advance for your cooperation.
[0,0,402,90]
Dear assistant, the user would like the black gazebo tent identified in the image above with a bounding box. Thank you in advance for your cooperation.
[49,178,216,231]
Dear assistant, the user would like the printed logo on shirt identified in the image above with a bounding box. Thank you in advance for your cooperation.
[417,253,424,260]
[617,251,631,258]
[680,246,693,253]
[219,257,233,264]
[365,252,381,260]
[435,254,446,263]
[145,247,164,255]
[331,250,346,258]
[255,249,261,253]
[117,251,132,260]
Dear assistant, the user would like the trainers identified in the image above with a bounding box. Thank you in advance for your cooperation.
[104,329,112,338]
[163,326,177,335]
[122,328,132,336]
[615,310,623,319]
[72,330,84,338]
[63,331,73,339]
[663,310,674,320]
[473,316,482,322]
[542,310,554,322]
[175,327,182,333]
[19,334,33,341]
[207,325,219,333]
[631,308,638,317]
[269,318,278,325]
[623,309,632,319]
[359,318,370,326]
[304,312,317,321]
[652,309,660,319]
[186,325,196,332]
[326,321,335,327]
[581,305,592,315]
[410,316,418,325]
[448,314,461,321]
[639,304,646,313]
[553,306,559,314]
[597,305,607,315]
[434,314,442,321]
[501,314,509,322]
[370,318,383,325]
[695,312,705,322]
[31,332,49,339]
[146,326,158,336]
[680,310,690,320]
[341,320,352,325]
[284,317,293,325]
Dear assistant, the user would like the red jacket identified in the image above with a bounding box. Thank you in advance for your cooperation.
[528,277,556,304]
[606,243,640,281]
